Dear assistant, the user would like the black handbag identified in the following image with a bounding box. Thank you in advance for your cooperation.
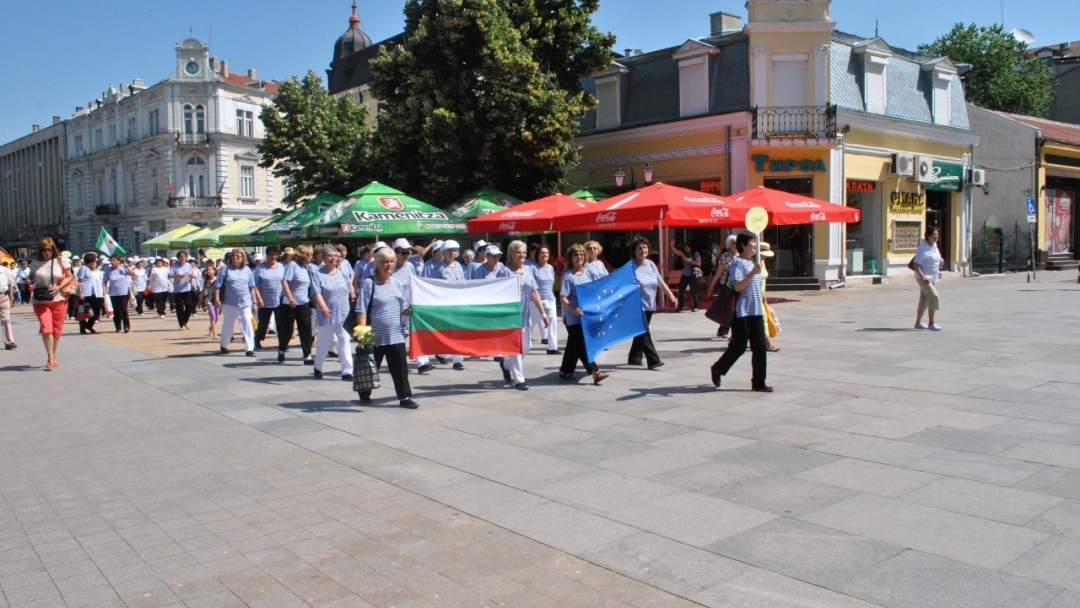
[704,283,736,327]
[32,260,57,302]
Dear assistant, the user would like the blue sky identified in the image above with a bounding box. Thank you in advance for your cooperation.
[2,0,1076,144]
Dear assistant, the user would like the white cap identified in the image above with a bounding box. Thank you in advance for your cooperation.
[473,240,488,250]
[392,238,411,251]
[170,256,178,261]
[373,240,388,250]
[486,245,502,256]
[432,240,445,252]
[253,253,264,261]
[443,240,460,250]
[126,257,134,262]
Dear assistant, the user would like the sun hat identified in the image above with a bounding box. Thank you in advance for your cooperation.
[392,238,411,251]
[431,240,445,252]
[759,242,775,258]
[473,240,488,250]
[282,247,296,255]
[442,240,460,250]
[486,245,502,256]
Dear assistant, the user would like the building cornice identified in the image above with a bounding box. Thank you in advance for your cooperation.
[837,108,981,146]
[577,142,747,169]
[577,111,753,147]
[743,22,836,34]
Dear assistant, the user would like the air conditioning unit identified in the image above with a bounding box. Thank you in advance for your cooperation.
[890,153,914,176]
[912,155,935,184]
[969,168,987,187]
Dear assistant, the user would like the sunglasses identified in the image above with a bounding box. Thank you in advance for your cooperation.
[396,250,410,255]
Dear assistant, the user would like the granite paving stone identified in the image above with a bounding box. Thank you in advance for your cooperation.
[907,449,1047,486]
[899,477,1064,525]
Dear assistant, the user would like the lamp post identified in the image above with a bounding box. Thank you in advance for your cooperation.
[614,163,655,191]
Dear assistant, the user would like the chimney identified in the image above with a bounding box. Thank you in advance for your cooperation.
[247,68,257,79]
[209,57,219,71]
[32,125,39,133]
[52,116,61,125]
[221,60,229,77]
[710,11,742,36]
[133,78,143,87]
[623,47,633,57]
[634,49,642,56]
[76,106,84,113]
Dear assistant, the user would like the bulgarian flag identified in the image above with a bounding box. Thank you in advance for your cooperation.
[410,276,522,357]
[96,227,126,257]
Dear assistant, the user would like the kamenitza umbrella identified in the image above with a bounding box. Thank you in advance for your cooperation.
[444,187,522,221]
[728,187,861,225]
[467,193,596,233]
[169,224,222,250]
[191,219,256,248]
[218,216,281,246]
[141,224,200,250]
[553,183,751,232]
[569,188,611,202]
[307,182,467,238]
[258,192,344,240]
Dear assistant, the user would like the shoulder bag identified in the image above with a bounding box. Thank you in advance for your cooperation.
[33,260,58,302]
[704,282,736,327]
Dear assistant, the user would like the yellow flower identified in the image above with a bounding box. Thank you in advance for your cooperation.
[352,325,372,341]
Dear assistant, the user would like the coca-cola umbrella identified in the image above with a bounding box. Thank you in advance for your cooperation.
[728,187,861,225]
[467,193,596,233]
[552,183,752,232]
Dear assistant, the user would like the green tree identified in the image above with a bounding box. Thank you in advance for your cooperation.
[369,0,614,206]
[258,71,372,204]
[918,23,1055,117]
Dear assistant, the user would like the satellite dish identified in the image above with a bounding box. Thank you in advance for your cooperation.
[1012,28,1036,45]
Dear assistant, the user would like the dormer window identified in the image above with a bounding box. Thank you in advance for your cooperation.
[593,62,629,130]
[853,39,892,115]
[673,40,720,117]
[922,58,958,126]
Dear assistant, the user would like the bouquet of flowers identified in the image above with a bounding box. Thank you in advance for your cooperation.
[352,324,376,348]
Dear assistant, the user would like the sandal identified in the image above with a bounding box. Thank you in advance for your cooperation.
[766,344,780,353]
[592,371,609,385]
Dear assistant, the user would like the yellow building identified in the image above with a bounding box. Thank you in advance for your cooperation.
[570,0,980,283]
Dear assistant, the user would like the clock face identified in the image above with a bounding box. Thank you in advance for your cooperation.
[185,61,199,75]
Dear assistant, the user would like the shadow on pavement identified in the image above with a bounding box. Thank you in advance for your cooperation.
[277,399,363,413]
[0,364,36,372]
[858,327,916,332]
[617,385,721,400]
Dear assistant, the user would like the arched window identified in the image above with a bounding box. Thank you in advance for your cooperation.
[186,157,206,197]
[195,105,205,134]
[183,104,194,134]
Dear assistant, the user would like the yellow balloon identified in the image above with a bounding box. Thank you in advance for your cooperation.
[745,206,769,234]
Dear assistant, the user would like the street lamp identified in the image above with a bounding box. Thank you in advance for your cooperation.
[614,163,655,191]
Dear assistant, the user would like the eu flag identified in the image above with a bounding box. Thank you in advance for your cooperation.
[578,262,648,362]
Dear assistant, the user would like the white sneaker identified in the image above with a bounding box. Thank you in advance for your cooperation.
[930,324,943,331]
[914,323,927,330]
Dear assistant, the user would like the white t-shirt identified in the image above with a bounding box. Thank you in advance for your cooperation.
[0,266,13,292]
[913,241,942,283]
[149,266,171,292]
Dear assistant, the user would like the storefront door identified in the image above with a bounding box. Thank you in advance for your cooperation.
[763,177,813,277]
[926,190,950,266]
[1044,186,1075,255]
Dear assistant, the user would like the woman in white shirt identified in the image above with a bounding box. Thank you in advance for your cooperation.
[149,258,171,318]
[76,252,105,334]
[908,226,945,331]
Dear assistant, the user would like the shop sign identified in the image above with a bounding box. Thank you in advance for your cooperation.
[670,179,724,194]
[924,160,965,192]
[847,180,875,193]
[752,155,828,173]
[890,191,926,212]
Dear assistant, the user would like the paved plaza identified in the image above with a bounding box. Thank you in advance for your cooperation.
[2,272,1080,608]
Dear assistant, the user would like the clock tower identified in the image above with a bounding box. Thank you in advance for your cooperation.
[173,38,211,81]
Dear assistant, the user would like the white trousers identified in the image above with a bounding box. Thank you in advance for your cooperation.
[220,304,255,352]
[531,299,557,349]
[315,324,353,374]
[501,328,532,385]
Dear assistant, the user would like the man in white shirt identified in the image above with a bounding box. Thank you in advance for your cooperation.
[15,260,31,305]
[0,262,16,348]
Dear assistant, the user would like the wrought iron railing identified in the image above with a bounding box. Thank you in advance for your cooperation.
[94,204,121,215]
[177,133,208,145]
[167,196,222,209]
[971,222,1034,274]
[752,105,837,140]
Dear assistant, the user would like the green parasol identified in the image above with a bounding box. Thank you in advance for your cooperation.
[191,219,256,248]
[307,182,467,238]
[569,187,611,202]
[258,191,344,241]
[218,216,282,246]
[444,187,522,220]
[142,224,201,250]
[169,224,223,249]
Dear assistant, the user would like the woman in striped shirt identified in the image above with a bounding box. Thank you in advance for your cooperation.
[584,240,609,279]
[103,255,138,333]
[530,245,559,354]
[558,244,608,385]
[213,249,259,356]
[279,244,315,365]
[311,245,355,380]
[500,240,548,390]
[627,236,676,370]
[357,247,417,408]
[710,232,770,392]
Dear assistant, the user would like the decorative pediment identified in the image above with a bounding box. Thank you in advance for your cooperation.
[673,39,720,62]
[234,94,257,105]
[592,61,630,84]
[143,149,160,160]
[853,38,893,62]
[183,88,203,96]
[234,149,261,162]
[921,56,958,76]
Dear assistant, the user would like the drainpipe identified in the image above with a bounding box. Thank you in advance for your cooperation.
[829,133,847,289]
[724,125,732,196]
[966,142,975,277]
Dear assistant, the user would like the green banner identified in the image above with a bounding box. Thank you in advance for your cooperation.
[925,160,965,192]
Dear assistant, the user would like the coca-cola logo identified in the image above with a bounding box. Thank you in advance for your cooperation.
[785,201,822,209]
[499,222,517,231]
[504,209,540,218]
[710,207,730,218]
[596,212,617,223]
[684,196,725,204]
[378,197,404,211]
[810,212,827,222]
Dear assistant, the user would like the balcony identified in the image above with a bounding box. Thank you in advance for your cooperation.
[167,196,222,209]
[94,204,121,216]
[752,105,837,140]
[176,132,209,147]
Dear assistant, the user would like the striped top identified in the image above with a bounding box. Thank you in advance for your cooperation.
[213,265,256,308]
[312,268,351,326]
[531,264,556,301]
[730,258,764,318]
[105,266,133,297]
[559,270,592,326]
[408,254,425,274]
[77,266,104,298]
[512,268,539,328]
[254,262,286,307]
[423,258,441,278]
[358,278,407,346]
[170,262,195,293]
[471,262,506,281]
[390,261,416,301]
[465,261,484,280]
[339,259,354,281]
[632,259,663,312]
[353,258,372,282]
[439,262,466,283]
[283,261,313,306]
[586,260,609,280]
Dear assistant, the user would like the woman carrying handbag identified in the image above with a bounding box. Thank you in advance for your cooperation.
[28,237,76,370]
[355,247,417,408]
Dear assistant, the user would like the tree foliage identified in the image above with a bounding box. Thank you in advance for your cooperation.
[918,23,1055,117]
[369,0,614,206]
[258,71,372,204]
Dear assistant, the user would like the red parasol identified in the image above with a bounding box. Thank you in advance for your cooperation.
[552,183,753,231]
[728,187,861,225]
[467,193,596,233]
